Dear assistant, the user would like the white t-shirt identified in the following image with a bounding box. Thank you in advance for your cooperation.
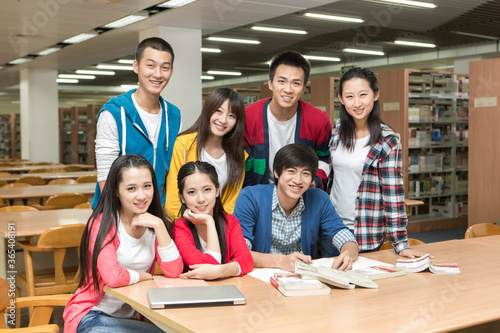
[330,135,371,230]
[200,148,228,191]
[267,106,296,183]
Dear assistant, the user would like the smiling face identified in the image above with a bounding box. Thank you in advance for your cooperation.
[179,171,220,216]
[268,64,306,116]
[133,46,173,97]
[117,166,154,220]
[338,77,380,127]
[209,99,237,138]
[274,166,312,209]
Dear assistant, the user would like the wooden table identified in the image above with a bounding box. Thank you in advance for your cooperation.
[0,171,96,183]
[0,164,95,173]
[106,236,500,333]
[0,183,95,201]
[0,209,91,279]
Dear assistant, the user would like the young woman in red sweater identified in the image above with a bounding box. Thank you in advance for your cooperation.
[63,154,183,333]
[174,161,253,279]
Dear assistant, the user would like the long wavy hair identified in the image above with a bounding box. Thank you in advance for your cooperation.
[78,154,173,294]
[338,67,385,151]
[179,88,245,191]
[177,161,228,264]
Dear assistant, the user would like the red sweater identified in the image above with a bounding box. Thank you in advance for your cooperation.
[174,213,254,276]
[63,214,183,333]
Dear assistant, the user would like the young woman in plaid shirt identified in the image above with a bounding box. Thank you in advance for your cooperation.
[329,67,426,259]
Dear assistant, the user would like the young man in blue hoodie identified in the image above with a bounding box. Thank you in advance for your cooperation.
[92,37,181,208]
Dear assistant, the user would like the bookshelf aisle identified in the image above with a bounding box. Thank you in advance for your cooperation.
[378,69,469,231]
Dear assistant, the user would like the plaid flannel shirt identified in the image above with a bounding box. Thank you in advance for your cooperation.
[330,121,409,253]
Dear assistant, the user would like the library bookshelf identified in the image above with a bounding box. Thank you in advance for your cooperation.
[0,113,20,159]
[378,69,469,232]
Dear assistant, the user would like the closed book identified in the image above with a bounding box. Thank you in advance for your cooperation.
[270,277,331,297]
[349,265,406,280]
[273,273,324,290]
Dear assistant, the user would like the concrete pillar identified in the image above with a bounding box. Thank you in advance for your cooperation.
[139,26,202,130]
[19,68,59,162]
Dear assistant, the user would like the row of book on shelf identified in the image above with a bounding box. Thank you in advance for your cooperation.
[408,174,468,197]
[408,127,468,148]
[408,104,468,123]
[408,151,468,173]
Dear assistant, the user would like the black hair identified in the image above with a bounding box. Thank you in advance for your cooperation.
[78,154,173,294]
[269,51,311,84]
[338,67,385,151]
[179,88,245,192]
[136,37,175,65]
[273,143,318,185]
[176,161,228,264]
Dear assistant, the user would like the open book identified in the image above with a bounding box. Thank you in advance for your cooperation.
[270,273,331,297]
[395,254,461,274]
[314,256,406,281]
[295,262,379,289]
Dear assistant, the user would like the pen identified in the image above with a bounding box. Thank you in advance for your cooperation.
[295,243,303,254]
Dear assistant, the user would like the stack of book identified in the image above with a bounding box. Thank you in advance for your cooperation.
[270,273,331,297]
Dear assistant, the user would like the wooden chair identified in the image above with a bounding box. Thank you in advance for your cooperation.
[72,202,92,209]
[28,168,47,174]
[15,224,86,297]
[32,193,89,210]
[1,278,71,332]
[32,162,52,166]
[379,238,426,251]
[0,205,39,213]
[47,178,78,185]
[0,180,7,188]
[63,165,83,172]
[76,175,97,184]
[16,176,46,186]
[0,172,11,176]
[464,223,500,238]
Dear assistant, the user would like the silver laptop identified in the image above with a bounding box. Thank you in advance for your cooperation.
[147,285,246,309]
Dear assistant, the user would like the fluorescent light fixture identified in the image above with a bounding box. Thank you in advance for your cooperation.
[97,64,133,70]
[63,32,98,44]
[201,75,214,80]
[158,0,197,8]
[37,47,61,56]
[76,70,115,75]
[433,65,454,70]
[207,37,260,44]
[378,0,436,8]
[12,101,20,104]
[57,79,79,83]
[58,74,96,80]
[201,47,222,53]
[304,55,341,62]
[394,40,436,48]
[251,26,307,35]
[343,48,385,56]
[0,66,4,71]
[0,92,6,95]
[450,31,498,40]
[304,13,364,23]
[8,58,32,65]
[118,59,134,64]
[103,14,148,29]
[120,84,139,90]
[207,70,242,76]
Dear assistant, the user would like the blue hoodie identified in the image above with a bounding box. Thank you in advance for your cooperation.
[91,89,181,208]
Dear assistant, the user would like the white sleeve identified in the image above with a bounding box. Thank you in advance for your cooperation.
[95,110,120,182]
[127,269,140,285]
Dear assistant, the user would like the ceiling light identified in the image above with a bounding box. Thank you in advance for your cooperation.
[0,92,6,95]
[0,66,4,71]
[304,55,341,62]
[103,14,148,29]
[201,48,222,53]
[394,40,436,48]
[8,58,32,65]
[57,79,78,83]
[118,59,134,64]
[377,0,436,8]
[157,0,197,8]
[343,48,385,56]
[37,47,61,56]
[97,64,133,70]
[76,70,115,75]
[304,13,364,23]
[58,74,96,80]
[63,32,98,44]
[251,26,307,35]
[207,37,260,44]
[201,75,214,80]
[120,84,139,90]
[450,31,498,40]
[207,70,242,76]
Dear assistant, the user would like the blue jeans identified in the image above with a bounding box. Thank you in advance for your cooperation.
[77,310,164,333]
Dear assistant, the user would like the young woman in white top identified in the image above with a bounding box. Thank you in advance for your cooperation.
[165,88,247,221]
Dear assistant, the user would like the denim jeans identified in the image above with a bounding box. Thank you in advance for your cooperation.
[77,310,164,333]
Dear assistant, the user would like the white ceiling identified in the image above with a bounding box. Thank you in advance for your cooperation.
[1,0,500,112]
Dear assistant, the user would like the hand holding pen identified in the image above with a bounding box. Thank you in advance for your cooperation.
[278,243,313,272]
